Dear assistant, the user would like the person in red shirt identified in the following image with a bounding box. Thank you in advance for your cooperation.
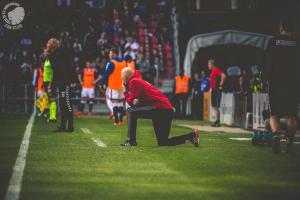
[208,59,226,127]
[120,67,199,147]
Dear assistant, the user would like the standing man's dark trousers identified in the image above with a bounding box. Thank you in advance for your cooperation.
[127,106,194,146]
[191,94,204,120]
[58,86,74,131]
[175,93,188,118]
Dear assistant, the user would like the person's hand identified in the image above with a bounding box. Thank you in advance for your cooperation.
[219,85,223,91]
[261,82,268,93]
[122,82,126,89]
[48,84,52,93]
[133,99,140,105]
[92,81,97,85]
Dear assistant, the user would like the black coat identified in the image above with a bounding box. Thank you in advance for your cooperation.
[48,47,77,87]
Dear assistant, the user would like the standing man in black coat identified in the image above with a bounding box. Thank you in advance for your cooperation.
[43,38,77,132]
[262,19,298,154]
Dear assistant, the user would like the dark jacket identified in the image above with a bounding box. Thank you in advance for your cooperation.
[48,47,77,86]
[262,35,297,87]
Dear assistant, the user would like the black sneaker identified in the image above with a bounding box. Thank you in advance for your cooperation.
[120,140,137,147]
[272,135,281,154]
[211,120,221,127]
[191,129,199,147]
[48,119,57,123]
[215,122,221,127]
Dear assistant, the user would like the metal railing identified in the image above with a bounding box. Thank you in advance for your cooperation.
[0,84,35,113]
[0,84,109,114]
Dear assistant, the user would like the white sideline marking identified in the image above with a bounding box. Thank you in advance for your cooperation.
[81,128,93,134]
[230,138,300,144]
[5,110,36,200]
[294,142,300,144]
[229,138,252,141]
[91,138,107,148]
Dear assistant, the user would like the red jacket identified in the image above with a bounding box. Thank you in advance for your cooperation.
[124,78,173,110]
[210,67,223,90]
[134,70,142,79]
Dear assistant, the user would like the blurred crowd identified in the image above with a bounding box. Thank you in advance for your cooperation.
[0,0,174,87]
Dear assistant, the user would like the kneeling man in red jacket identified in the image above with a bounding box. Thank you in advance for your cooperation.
[121,67,199,147]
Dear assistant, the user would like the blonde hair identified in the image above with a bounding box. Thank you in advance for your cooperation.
[208,59,216,66]
[44,38,60,56]
[121,67,135,87]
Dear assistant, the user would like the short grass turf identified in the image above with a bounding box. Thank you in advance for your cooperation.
[3,115,300,200]
[0,114,29,199]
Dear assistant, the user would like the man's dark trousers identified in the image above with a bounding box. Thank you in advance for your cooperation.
[175,93,188,118]
[192,94,204,120]
[58,85,73,130]
[127,106,193,146]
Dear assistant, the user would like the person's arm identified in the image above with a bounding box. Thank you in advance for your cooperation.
[78,73,83,86]
[100,62,114,85]
[94,75,102,85]
[126,80,143,106]
[220,73,226,88]
[216,68,226,90]
[93,70,102,85]
[32,68,38,87]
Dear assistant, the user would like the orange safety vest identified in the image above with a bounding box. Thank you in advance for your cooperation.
[108,59,126,90]
[175,75,189,94]
[127,60,136,70]
[37,68,44,92]
[83,68,96,88]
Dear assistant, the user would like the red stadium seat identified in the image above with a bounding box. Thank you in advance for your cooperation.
[164,52,173,60]
[138,30,145,37]
[166,60,174,68]
[151,36,158,44]
[163,44,172,51]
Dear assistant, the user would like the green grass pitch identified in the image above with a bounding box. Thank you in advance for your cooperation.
[1,114,300,200]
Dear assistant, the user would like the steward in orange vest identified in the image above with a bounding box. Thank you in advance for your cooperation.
[175,75,190,94]
[174,68,190,118]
